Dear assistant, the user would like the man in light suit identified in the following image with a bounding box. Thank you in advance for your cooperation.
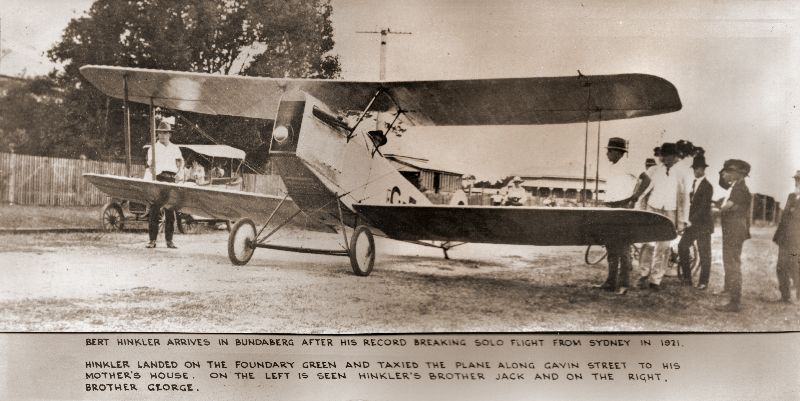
[638,142,690,290]
[678,155,714,289]
[772,170,800,303]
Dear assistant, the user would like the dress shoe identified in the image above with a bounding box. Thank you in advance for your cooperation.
[145,241,156,248]
[615,287,628,296]
[166,241,178,249]
[715,302,740,312]
[593,282,615,291]
[649,283,661,291]
[695,284,708,290]
[713,289,729,296]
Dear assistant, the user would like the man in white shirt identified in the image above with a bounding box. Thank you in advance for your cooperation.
[504,177,528,206]
[145,121,183,249]
[595,137,651,295]
[637,142,690,290]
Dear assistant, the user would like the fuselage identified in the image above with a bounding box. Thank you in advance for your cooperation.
[268,91,431,228]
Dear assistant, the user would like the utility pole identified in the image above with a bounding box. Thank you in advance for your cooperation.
[356,28,412,80]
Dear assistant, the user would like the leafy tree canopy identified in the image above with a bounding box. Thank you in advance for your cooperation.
[33,0,340,162]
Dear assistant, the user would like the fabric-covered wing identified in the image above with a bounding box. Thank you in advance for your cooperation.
[80,65,681,126]
[84,174,331,231]
[353,205,676,245]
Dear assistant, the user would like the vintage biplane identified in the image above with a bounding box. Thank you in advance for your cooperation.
[80,65,682,276]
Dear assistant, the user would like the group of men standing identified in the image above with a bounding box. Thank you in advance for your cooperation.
[597,136,772,312]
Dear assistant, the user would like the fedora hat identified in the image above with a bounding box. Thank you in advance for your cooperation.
[605,137,628,152]
[720,159,750,176]
[645,158,656,168]
[691,155,709,169]
[659,142,678,156]
[155,121,173,132]
[793,170,800,179]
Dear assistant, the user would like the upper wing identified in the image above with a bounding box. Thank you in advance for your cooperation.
[84,174,333,231]
[80,65,681,126]
[352,204,676,245]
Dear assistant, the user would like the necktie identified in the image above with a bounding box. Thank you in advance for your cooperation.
[691,179,697,198]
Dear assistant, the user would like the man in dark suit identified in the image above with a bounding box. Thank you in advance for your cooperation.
[716,159,751,312]
[679,155,714,288]
[772,170,800,303]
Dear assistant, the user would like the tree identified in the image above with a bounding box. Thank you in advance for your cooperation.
[43,0,340,161]
[0,77,74,157]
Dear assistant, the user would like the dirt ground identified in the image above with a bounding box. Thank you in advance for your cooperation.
[0,224,798,332]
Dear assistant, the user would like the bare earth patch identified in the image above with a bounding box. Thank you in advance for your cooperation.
[0,226,797,332]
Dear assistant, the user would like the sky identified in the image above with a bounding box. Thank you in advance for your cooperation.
[1,0,799,197]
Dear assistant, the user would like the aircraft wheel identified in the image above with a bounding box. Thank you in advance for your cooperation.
[228,218,256,266]
[349,225,375,276]
[101,202,125,232]
[584,245,608,265]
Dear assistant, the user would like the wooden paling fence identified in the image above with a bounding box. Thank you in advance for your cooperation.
[0,152,286,206]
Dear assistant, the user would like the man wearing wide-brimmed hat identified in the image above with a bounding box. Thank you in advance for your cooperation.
[594,137,651,295]
[145,121,183,249]
[637,142,690,290]
[772,170,800,304]
[678,155,714,289]
[504,176,528,206]
[716,159,752,312]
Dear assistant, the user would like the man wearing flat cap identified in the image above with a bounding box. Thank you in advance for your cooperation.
[595,137,650,295]
[638,142,690,290]
[145,121,183,249]
[678,155,714,289]
[772,170,800,303]
[716,159,752,312]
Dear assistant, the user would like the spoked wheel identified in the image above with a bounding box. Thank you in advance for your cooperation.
[228,218,256,266]
[584,245,608,265]
[177,213,200,234]
[100,203,125,232]
[670,241,700,279]
[349,225,375,276]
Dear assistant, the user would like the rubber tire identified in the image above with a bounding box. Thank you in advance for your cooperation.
[228,218,256,266]
[349,225,375,276]
[100,202,125,232]
[584,244,608,265]
[177,213,200,234]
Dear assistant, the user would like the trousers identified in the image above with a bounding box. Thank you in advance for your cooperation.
[722,238,744,304]
[678,225,712,285]
[604,242,632,288]
[639,206,677,284]
[148,173,176,242]
[776,246,800,301]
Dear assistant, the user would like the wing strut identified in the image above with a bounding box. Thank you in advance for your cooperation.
[348,89,384,142]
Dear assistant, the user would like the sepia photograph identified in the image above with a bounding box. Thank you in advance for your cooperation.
[1,0,799,336]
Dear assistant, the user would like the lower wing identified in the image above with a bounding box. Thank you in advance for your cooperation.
[353,204,675,245]
[84,174,333,231]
